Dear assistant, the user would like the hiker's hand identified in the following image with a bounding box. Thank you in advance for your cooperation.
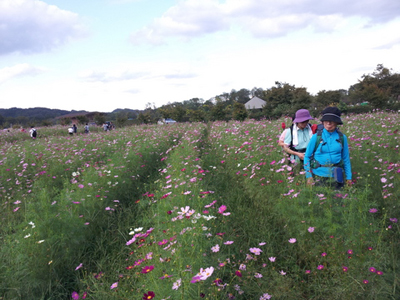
[297,153,305,160]
[307,178,314,186]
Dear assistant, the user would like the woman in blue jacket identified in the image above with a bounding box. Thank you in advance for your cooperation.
[304,107,352,189]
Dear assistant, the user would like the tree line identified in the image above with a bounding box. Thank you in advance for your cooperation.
[1,64,399,128]
[137,64,400,123]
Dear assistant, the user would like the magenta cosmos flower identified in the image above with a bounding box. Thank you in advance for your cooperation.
[142,291,155,300]
[141,265,154,274]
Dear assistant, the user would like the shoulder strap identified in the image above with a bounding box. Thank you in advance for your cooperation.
[336,128,344,148]
[289,124,295,150]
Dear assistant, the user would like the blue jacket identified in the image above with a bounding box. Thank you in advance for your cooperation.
[304,128,352,180]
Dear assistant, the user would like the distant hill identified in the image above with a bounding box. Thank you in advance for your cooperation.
[108,108,141,119]
[0,107,88,121]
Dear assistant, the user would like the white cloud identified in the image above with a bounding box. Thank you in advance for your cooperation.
[0,64,45,84]
[130,0,228,44]
[0,0,87,55]
[130,0,400,43]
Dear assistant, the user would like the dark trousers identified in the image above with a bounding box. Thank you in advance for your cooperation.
[313,175,344,190]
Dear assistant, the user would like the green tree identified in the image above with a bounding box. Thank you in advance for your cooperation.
[186,109,206,122]
[76,115,89,124]
[60,117,71,126]
[232,102,248,121]
[230,88,251,104]
[210,102,226,121]
[349,64,399,108]
[170,104,186,122]
[115,112,128,127]
[263,82,312,118]
[94,113,106,125]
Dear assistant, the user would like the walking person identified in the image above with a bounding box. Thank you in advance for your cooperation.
[29,126,37,139]
[283,109,314,165]
[304,107,352,189]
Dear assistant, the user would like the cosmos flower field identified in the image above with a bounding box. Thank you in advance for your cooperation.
[0,111,399,300]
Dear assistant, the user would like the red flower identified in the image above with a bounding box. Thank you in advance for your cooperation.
[281,122,286,130]
[142,291,155,299]
[235,270,242,277]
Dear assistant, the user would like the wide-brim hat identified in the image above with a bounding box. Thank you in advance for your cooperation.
[320,107,343,125]
[293,109,313,123]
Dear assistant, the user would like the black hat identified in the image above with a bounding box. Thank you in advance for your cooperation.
[320,107,343,125]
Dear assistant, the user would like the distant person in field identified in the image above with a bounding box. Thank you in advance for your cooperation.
[103,123,109,131]
[84,123,89,134]
[283,109,314,165]
[73,124,77,134]
[68,127,74,135]
[29,126,37,139]
[304,107,352,189]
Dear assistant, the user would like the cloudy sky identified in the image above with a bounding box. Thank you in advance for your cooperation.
[0,0,399,112]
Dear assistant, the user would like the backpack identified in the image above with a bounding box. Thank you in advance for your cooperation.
[32,129,37,138]
[310,124,344,169]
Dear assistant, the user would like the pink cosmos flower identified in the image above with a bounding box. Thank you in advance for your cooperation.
[218,205,227,214]
[369,208,378,213]
[224,241,234,245]
[317,265,324,270]
[110,282,118,289]
[172,278,182,289]
[260,293,272,300]
[308,227,315,233]
[288,238,296,243]
[363,280,369,284]
[342,266,348,272]
[249,247,262,255]
[211,244,220,252]
[72,291,79,299]
[268,257,276,262]
[197,267,214,280]
[191,275,202,283]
